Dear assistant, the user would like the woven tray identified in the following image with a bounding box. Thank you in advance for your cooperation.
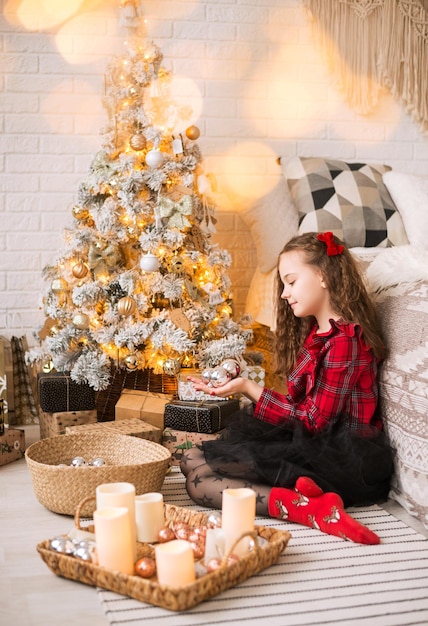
[37,503,291,612]
[25,432,171,517]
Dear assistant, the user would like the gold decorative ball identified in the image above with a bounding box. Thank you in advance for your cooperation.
[168,255,185,273]
[72,261,89,279]
[185,125,200,140]
[72,205,89,221]
[51,278,68,294]
[129,134,147,151]
[135,557,156,579]
[163,358,182,376]
[72,313,90,330]
[117,296,137,317]
[123,353,140,371]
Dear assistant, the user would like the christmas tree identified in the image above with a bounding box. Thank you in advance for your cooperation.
[26,1,252,391]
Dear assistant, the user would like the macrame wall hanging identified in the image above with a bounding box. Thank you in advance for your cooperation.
[302,0,428,132]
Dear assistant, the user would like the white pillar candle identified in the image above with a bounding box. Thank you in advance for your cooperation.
[135,492,165,543]
[96,482,137,559]
[155,540,196,587]
[222,488,256,558]
[204,528,225,560]
[94,506,135,575]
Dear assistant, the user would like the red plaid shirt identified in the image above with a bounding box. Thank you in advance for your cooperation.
[254,320,383,436]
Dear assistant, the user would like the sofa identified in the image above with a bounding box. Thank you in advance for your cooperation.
[241,157,428,529]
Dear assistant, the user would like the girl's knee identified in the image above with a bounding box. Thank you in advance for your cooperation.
[180,446,206,476]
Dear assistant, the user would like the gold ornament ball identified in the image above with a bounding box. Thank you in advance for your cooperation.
[168,255,185,273]
[72,261,89,279]
[72,206,89,221]
[135,557,156,579]
[163,358,182,376]
[51,278,68,294]
[117,296,137,316]
[123,353,140,371]
[72,313,90,330]
[129,134,147,151]
[185,125,200,140]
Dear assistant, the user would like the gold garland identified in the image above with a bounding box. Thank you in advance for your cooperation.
[302,0,428,130]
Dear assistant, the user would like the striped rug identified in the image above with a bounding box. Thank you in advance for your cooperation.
[98,468,428,626]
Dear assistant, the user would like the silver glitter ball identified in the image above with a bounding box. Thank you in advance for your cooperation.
[201,368,213,384]
[70,456,87,467]
[210,366,231,388]
[207,511,222,528]
[50,536,75,554]
[220,359,241,379]
[74,540,97,562]
[88,457,106,467]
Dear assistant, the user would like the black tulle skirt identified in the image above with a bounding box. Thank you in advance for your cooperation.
[201,409,395,508]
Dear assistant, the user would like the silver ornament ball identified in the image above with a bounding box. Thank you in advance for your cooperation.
[201,368,213,384]
[163,358,181,376]
[50,536,75,554]
[89,457,106,467]
[70,456,87,467]
[220,358,241,379]
[210,366,231,387]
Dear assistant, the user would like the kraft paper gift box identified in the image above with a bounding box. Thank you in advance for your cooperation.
[162,428,223,466]
[164,398,240,434]
[0,427,25,466]
[37,372,96,413]
[115,389,174,430]
[66,418,162,444]
[39,409,97,439]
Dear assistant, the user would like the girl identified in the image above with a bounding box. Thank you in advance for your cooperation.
[181,232,394,545]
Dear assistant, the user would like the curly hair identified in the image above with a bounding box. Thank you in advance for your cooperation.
[274,232,387,375]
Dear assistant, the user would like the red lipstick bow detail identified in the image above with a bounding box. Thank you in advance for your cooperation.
[317,232,344,256]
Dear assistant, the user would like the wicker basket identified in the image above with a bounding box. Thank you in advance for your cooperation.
[37,502,291,611]
[25,432,171,517]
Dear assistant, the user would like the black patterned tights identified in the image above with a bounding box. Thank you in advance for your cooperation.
[180,446,271,515]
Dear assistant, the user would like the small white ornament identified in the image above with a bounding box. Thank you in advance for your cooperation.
[172,138,184,155]
[140,253,160,272]
[145,149,164,168]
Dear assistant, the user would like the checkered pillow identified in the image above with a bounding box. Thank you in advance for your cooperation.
[283,157,409,248]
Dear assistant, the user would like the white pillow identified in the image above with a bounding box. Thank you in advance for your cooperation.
[241,177,298,273]
[382,171,428,250]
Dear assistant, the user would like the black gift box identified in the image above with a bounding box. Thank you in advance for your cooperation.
[37,372,96,414]
[164,399,240,434]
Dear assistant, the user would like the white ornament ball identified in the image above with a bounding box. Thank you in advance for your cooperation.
[140,253,160,272]
[145,149,164,168]
[210,366,231,388]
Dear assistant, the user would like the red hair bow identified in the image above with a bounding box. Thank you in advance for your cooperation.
[317,232,344,256]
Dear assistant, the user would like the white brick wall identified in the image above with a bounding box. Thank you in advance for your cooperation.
[1,0,428,339]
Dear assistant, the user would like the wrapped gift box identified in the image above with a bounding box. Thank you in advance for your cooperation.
[39,409,97,439]
[115,389,174,429]
[0,427,25,466]
[162,428,223,466]
[241,366,265,387]
[66,418,162,443]
[37,372,96,413]
[164,398,240,434]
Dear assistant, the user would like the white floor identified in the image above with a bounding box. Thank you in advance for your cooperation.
[1,424,426,626]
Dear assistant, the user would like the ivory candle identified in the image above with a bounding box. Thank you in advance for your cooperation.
[204,528,225,560]
[94,506,134,575]
[155,540,195,587]
[135,492,165,543]
[96,482,136,559]
[222,488,256,557]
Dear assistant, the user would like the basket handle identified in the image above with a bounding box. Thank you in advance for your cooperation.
[74,495,96,532]
[220,530,260,566]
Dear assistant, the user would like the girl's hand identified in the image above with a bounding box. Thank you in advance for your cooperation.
[187,375,263,404]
